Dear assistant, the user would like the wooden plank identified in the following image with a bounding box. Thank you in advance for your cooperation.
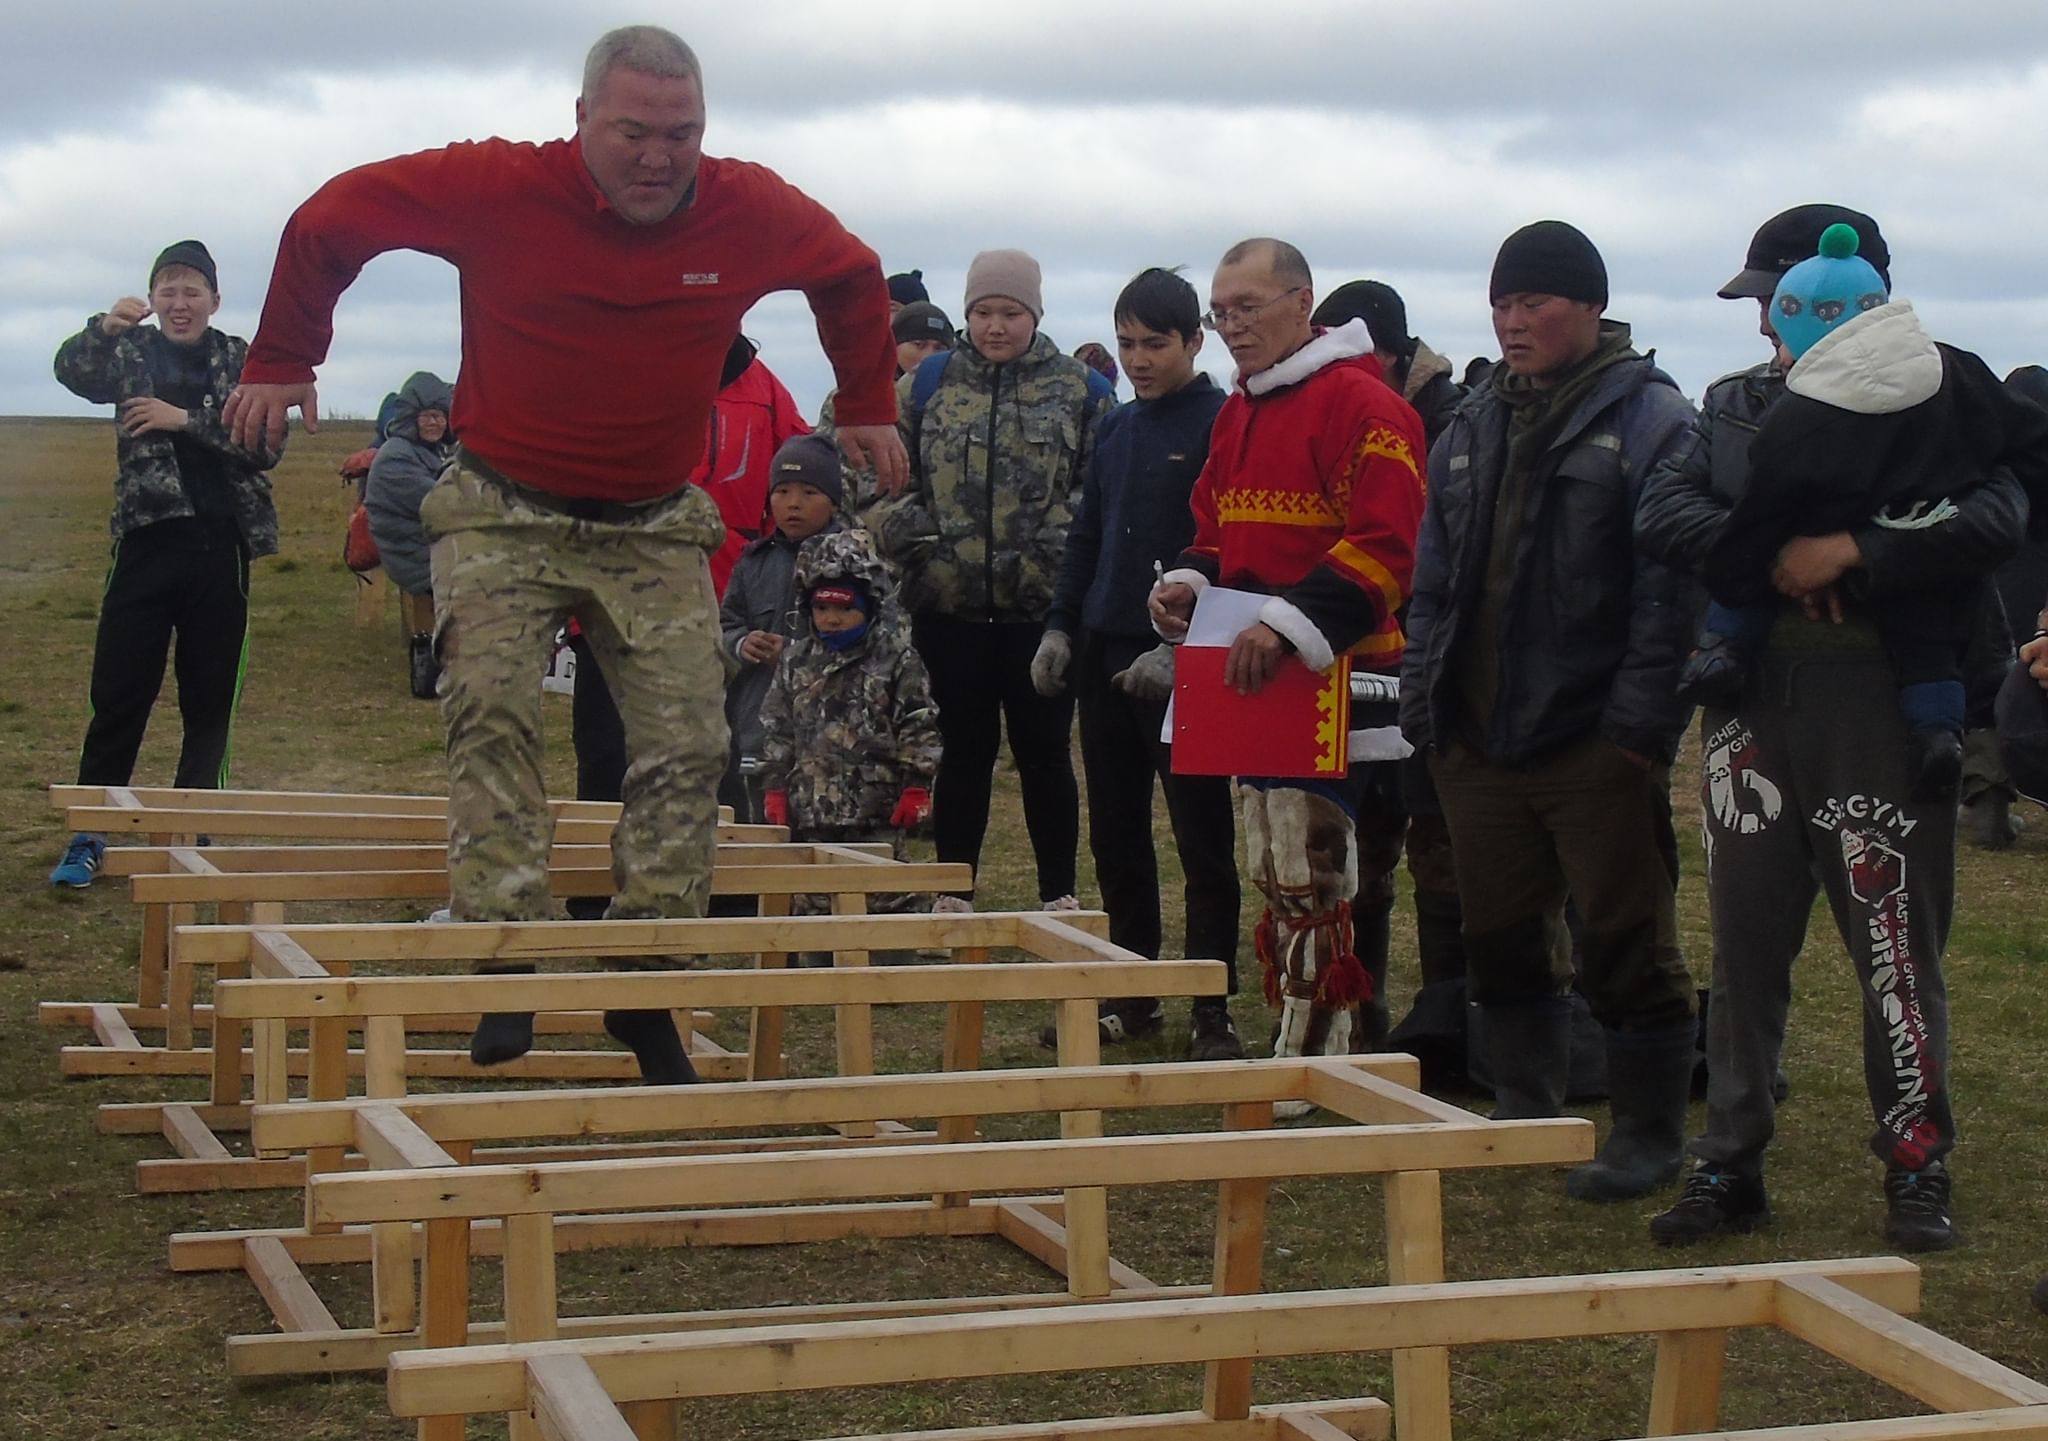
[1624,1410,2048,1440]
[102,1100,250,1134]
[172,910,1104,964]
[255,1057,1347,1154]
[621,1398,677,1441]
[383,1260,1924,1417]
[365,1015,408,1098]
[311,1116,1591,1227]
[89,1003,144,1051]
[212,959,1227,1020]
[1054,996,1109,1298]
[70,805,778,847]
[935,944,989,1206]
[831,891,878,1140]
[1204,1100,1273,1420]
[504,1212,560,1341]
[168,902,202,1050]
[1647,1328,1727,1436]
[356,1105,458,1171]
[1302,1063,1488,1129]
[1382,1170,1451,1441]
[242,1236,338,1334]
[179,1196,1025,1275]
[1016,914,1149,963]
[373,1219,417,1334]
[206,951,246,1104]
[421,1216,472,1362]
[815,1400,1391,1441]
[137,900,168,1009]
[526,1355,640,1441]
[160,1104,233,1162]
[1775,1274,2048,1410]
[135,859,973,904]
[63,1041,746,1083]
[233,1280,1201,1378]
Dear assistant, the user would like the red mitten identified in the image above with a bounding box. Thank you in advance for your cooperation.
[890,786,932,829]
[762,790,789,828]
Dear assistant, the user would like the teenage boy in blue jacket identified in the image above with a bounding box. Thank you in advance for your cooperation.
[1033,267,1242,1059]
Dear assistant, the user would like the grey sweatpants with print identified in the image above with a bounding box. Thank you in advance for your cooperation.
[1693,644,1956,1178]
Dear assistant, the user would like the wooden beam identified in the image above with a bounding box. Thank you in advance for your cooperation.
[356,1105,458,1172]
[1775,1274,2048,1411]
[242,1236,338,1334]
[1619,1410,2048,1440]
[1382,1169,1451,1441]
[383,1260,1923,1417]
[232,1281,1203,1378]
[527,1355,640,1441]
[135,859,973,904]
[254,1058,1342,1152]
[1647,1328,1727,1436]
[312,1117,1594,1226]
[1301,1064,1488,1129]
[1203,1100,1273,1420]
[213,959,1227,1020]
[174,910,1109,964]
[160,1103,232,1162]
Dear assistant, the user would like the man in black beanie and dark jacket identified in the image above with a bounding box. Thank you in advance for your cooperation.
[1400,220,1700,1204]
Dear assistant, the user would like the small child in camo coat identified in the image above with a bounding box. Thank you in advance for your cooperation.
[758,530,941,919]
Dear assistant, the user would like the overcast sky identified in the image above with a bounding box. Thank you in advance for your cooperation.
[7,2,2048,424]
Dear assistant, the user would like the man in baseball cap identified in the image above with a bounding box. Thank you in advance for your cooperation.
[1637,205,2029,1255]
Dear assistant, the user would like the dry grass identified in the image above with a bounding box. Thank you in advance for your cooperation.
[0,416,2043,1439]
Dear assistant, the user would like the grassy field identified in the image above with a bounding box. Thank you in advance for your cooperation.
[0,414,2044,1440]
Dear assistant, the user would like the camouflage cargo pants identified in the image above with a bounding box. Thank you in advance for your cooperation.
[422,458,730,939]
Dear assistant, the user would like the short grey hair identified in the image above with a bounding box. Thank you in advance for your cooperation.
[582,25,703,101]
[1220,238,1313,292]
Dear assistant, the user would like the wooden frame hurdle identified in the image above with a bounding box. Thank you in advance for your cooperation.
[145,923,1208,1193]
[177,1053,1587,1441]
[380,1257,2048,1441]
[48,840,969,1082]
[98,910,1120,1191]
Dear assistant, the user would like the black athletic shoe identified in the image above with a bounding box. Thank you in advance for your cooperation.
[1648,1165,1772,1247]
[1883,1162,1957,1253]
[1188,1007,1245,1062]
[1905,728,1963,803]
[1037,999,1164,1050]
[1674,633,1749,710]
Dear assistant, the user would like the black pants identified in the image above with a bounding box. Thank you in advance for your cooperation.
[1074,631,1239,993]
[76,519,250,790]
[912,613,1077,902]
[1694,648,1956,1176]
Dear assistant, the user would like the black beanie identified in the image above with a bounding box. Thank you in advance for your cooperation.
[887,270,928,306]
[151,239,218,294]
[768,432,844,508]
[1489,221,1607,306]
[1313,280,1410,355]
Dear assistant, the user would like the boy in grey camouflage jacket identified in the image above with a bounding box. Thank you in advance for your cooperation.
[758,531,941,919]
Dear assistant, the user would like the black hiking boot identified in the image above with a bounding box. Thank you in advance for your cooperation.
[1883,1162,1958,1253]
[469,963,538,1065]
[603,1008,700,1086]
[1188,1005,1245,1062]
[1675,632,1749,710]
[1648,1165,1772,1246]
[1480,998,1572,1120]
[1038,998,1164,1050]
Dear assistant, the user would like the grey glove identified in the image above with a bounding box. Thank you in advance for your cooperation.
[1029,629,1073,697]
[1111,641,1176,702]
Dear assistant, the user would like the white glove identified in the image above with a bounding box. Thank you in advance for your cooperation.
[1030,630,1072,697]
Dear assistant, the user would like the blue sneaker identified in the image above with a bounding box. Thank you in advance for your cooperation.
[50,832,106,888]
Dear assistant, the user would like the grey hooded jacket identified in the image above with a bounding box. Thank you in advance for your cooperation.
[365,371,456,593]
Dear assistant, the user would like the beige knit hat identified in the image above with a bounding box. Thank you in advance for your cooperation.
[963,248,1044,319]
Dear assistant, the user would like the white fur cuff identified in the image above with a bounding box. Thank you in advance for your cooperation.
[1257,596,1335,672]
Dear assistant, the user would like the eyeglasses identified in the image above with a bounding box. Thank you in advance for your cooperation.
[1201,287,1303,332]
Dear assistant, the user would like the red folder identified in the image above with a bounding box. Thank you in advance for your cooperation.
[1170,648,1350,777]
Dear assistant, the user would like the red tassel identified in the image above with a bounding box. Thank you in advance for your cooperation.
[1310,901,1373,1008]
[1254,907,1282,1005]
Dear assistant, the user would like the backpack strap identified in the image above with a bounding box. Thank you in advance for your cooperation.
[905,351,953,486]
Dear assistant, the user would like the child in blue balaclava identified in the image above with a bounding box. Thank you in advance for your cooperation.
[1677,223,2027,797]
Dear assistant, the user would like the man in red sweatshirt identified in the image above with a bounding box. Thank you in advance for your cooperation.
[225,25,905,1083]
[1148,238,1426,1097]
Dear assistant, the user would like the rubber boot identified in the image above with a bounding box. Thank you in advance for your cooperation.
[603,1008,699,1085]
[1479,997,1572,1120]
[1412,888,1467,990]
[1348,901,1393,1053]
[469,963,537,1065]
[1566,1021,1696,1201]
[408,632,439,700]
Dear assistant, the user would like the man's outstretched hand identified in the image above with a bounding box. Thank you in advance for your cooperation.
[225,381,319,451]
[837,425,908,496]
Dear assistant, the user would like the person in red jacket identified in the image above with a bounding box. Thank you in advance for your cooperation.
[1149,238,1426,1096]
[699,335,812,595]
[224,24,905,1085]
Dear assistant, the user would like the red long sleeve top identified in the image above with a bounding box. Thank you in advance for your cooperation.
[242,138,895,501]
